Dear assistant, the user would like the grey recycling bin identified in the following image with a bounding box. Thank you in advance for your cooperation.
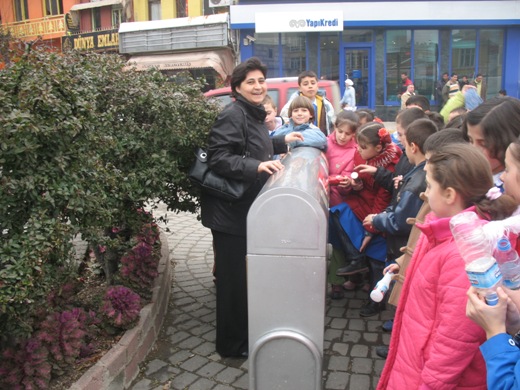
[247,147,329,390]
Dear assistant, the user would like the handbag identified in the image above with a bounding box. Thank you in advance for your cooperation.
[188,107,251,202]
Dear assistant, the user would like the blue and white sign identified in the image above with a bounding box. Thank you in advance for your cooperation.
[255,11,343,33]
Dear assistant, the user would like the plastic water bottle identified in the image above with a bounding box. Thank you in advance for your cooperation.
[494,237,520,290]
[370,272,393,303]
[450,211,502,306]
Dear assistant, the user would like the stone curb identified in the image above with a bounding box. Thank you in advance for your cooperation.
[69,231,171,390]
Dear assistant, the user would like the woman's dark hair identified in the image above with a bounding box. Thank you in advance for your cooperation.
[427,143,517,220]
[461,96,520,165]
[230,57,267,97]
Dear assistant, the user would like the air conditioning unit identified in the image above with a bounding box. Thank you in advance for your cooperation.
[209,0,231,7]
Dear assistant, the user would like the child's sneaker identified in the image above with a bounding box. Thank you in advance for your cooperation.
[330,284,344,299]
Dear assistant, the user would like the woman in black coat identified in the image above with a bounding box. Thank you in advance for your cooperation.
[201,57,302,357]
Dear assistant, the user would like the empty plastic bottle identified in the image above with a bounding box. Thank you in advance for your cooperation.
[494,237,520,290]
[450,211,502,306]
[370,272,393,303]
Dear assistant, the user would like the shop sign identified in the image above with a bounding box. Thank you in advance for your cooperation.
[62,30,119,52]
[255,11,343,33]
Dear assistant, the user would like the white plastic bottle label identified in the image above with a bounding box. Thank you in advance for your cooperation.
[466,261,502,289]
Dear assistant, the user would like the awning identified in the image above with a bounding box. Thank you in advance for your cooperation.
[70,0,122,11]
[126,49,235,82]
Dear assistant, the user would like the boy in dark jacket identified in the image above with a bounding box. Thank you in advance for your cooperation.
[363,118,437,262]
[359,118,437,316]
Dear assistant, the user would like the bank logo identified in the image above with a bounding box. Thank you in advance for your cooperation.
[289,19,306,28]
[289,18,339,29]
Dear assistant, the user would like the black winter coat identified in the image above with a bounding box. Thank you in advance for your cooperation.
[201,95,287,236]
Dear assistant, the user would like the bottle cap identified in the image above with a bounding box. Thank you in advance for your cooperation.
[351,172,359,180]
[498,238,512,252]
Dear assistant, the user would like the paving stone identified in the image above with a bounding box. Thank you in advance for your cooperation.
[144,359,168,375]
[188,377,215,390]
[179,355,210,372]
[177,336,204,349]
[167,350,193,365]
[195,362,224,378]
[214,367,243,384]
[324,328,343,341]
[332,342,350,356]
[363,332,379,343]
[349,374,371,390]
[351,357,373,374]
[325,371,350,389]
[170,371,198,389]
[351,344,369,357]
[330,317,348,329]
[343,330,362,343]
[131,378,153,390]
[327,355,350,371]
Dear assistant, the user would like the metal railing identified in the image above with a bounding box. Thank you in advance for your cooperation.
[3,15,66,38]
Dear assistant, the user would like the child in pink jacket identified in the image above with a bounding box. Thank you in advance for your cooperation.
[326,110,359,208]
[378,143,518,389]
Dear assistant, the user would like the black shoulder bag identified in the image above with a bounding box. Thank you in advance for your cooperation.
[188,107,252,202]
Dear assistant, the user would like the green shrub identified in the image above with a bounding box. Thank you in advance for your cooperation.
[0,42,219,342]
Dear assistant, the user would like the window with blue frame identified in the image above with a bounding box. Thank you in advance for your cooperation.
[281,33,306,77]
[320,32,339,81]
[385,30,411,103]
[254,33,280,77]
[478,29,503,98]
[414,30,439,101]
[384,28,504,104]
[451,29,477,81]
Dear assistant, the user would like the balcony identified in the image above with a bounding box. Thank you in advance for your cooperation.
[4,15,66,39]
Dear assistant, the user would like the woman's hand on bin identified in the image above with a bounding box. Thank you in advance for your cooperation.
[258,160,284,175]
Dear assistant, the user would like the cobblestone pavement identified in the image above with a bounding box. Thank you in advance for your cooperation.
[129,204,393,390]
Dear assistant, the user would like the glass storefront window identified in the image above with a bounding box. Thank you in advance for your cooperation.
[413,30,439,100]
[342,29,373,43]
[320,32,339,81]
[479,29,503,98]
[451,29,476,80]
[255,33,280,77]
[281,33,307,77]
[386,30,411,102]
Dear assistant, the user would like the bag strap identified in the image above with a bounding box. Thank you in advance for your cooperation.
[237,105,250,158]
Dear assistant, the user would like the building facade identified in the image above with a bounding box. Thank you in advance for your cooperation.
[231,0,520,119]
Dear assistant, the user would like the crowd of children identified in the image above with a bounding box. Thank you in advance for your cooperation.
[257,68,520,389]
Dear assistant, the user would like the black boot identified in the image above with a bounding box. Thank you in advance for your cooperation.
[336,258,369,276]
[360,300,383,317]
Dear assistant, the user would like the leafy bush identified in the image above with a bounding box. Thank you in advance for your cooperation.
[0,41,219,342]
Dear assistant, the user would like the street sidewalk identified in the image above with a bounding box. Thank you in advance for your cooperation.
[128,204,393,390]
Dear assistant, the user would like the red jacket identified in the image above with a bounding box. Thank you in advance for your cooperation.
[346,143,401,233]
[377,210,487,390]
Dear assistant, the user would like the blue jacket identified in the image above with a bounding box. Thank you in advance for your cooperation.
[272,120,328,151]
[480,333,520,390]
[372,160,426,261]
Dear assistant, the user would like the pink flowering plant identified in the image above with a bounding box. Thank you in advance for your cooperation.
[101,286,142,330]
